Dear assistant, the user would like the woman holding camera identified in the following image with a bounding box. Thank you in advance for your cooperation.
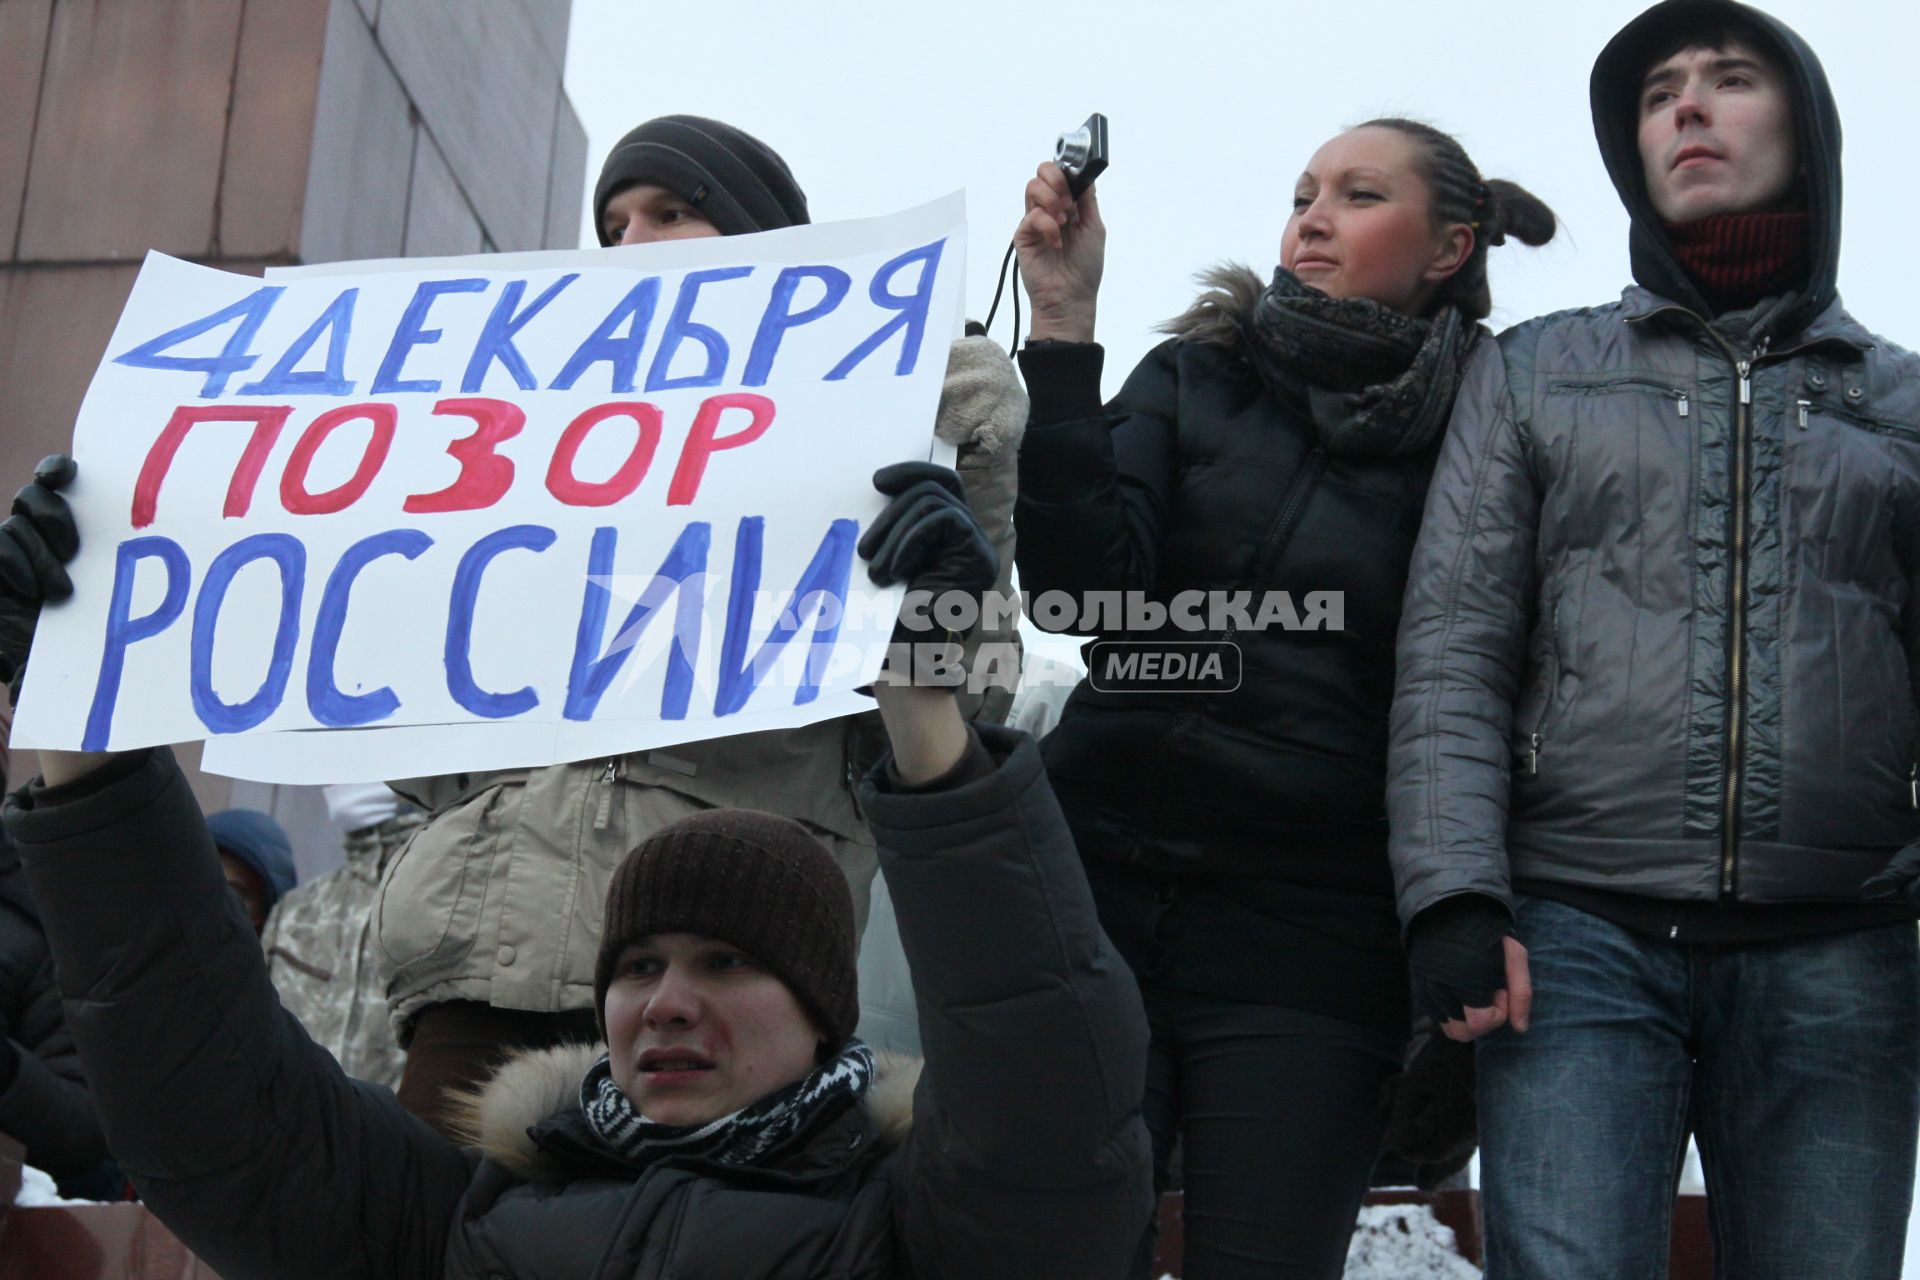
[1013,119,1556,1278]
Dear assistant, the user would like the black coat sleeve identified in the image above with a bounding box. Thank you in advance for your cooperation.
[1014,341,1182,625]
[0,860,110,1177]
[860,726,1153,1280]
[0,981,111,1178]
[8,749,474,1280]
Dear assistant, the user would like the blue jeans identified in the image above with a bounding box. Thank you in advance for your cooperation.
[1479,896,1920,1280]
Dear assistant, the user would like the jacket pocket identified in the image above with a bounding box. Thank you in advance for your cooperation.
[376,781,518,971]
[1806,399,1920,445]
[1547,376,1691,412]
[1514,600,1566,779]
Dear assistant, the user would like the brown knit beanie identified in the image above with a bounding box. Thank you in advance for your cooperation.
[592,808,858,1047]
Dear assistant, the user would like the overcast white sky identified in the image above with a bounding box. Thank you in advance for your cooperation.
[564,0,1920,392]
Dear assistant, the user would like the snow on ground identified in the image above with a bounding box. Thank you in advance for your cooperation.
[1153,1202,1482,1280]
[1343,1204,1483,1278]
[12,1164,99,1207]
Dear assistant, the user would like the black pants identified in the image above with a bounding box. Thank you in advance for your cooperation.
[1134,988,1402,1280]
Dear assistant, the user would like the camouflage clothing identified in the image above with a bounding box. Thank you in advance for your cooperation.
[263,810,424,1089]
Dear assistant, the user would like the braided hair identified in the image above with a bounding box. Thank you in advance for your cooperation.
[1357,118,1558,320]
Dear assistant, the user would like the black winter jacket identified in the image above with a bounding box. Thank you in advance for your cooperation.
[8,732,1150,1280]
[1016,308,1445,886]
[1389,0,1920,921]
[0,830,110,1178]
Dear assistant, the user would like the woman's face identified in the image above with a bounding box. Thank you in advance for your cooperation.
[603,933,824,1126]
[1280,127,1470,314]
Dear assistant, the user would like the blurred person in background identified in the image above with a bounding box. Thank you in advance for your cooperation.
[207,807,296,937]
[261,783,423,1089]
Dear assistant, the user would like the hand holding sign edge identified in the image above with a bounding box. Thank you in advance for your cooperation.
[0,454,82,702]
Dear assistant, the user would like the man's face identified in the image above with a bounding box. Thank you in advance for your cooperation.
[602,932,823,1126]
[1638,39,1798,224]
[602,183,722,246]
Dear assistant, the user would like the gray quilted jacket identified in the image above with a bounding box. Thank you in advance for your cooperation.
[1389,0,1920,923]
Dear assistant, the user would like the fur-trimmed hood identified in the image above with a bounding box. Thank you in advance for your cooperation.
[1158,263,1267,353]
[448,1041,922,1182]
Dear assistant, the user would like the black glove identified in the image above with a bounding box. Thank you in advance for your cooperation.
[0,455,80,700]
[1862,840,1920,906]
[1406,894,1513,1026]
[858,461,998,597]
[857,461,997,689]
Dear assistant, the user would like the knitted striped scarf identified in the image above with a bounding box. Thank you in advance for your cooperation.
[580,1041,875,1170]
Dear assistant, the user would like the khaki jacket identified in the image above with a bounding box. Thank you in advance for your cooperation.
[377,337,1025,1035]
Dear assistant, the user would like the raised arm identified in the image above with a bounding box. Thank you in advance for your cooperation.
[0,456,471,1278]
[12,749,475,1278]
[861,712,1150,1280]
[1014,340,1181,610]
[857,459,1151,1279]
[1012,161,1178,612]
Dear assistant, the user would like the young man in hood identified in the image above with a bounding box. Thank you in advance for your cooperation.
[1389,1,1920,1274]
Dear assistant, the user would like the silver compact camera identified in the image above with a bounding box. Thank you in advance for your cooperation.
[1054,112,1109,198]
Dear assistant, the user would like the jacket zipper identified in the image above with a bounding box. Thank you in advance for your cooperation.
[1523,605,1561,778]
[593,757,621,831]
[1218,447,1328,649]
[1142,447,1326,849]
[1712,332,1769,896]
[1627,307,1879,892]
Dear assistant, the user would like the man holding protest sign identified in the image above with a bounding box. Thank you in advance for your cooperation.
[371,115,1026,1131]
[6,112,1021,1138]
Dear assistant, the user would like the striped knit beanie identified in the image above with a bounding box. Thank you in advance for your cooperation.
[592,808,858,1046]
[593,115,809,243]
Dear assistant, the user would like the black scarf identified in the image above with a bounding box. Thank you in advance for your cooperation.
[1242,269,1476,460]
[580,1041,874,1171]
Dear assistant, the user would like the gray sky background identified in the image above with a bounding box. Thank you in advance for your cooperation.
[564,0,1920,392]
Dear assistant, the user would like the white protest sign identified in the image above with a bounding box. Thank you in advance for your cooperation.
[14,194,967,782]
